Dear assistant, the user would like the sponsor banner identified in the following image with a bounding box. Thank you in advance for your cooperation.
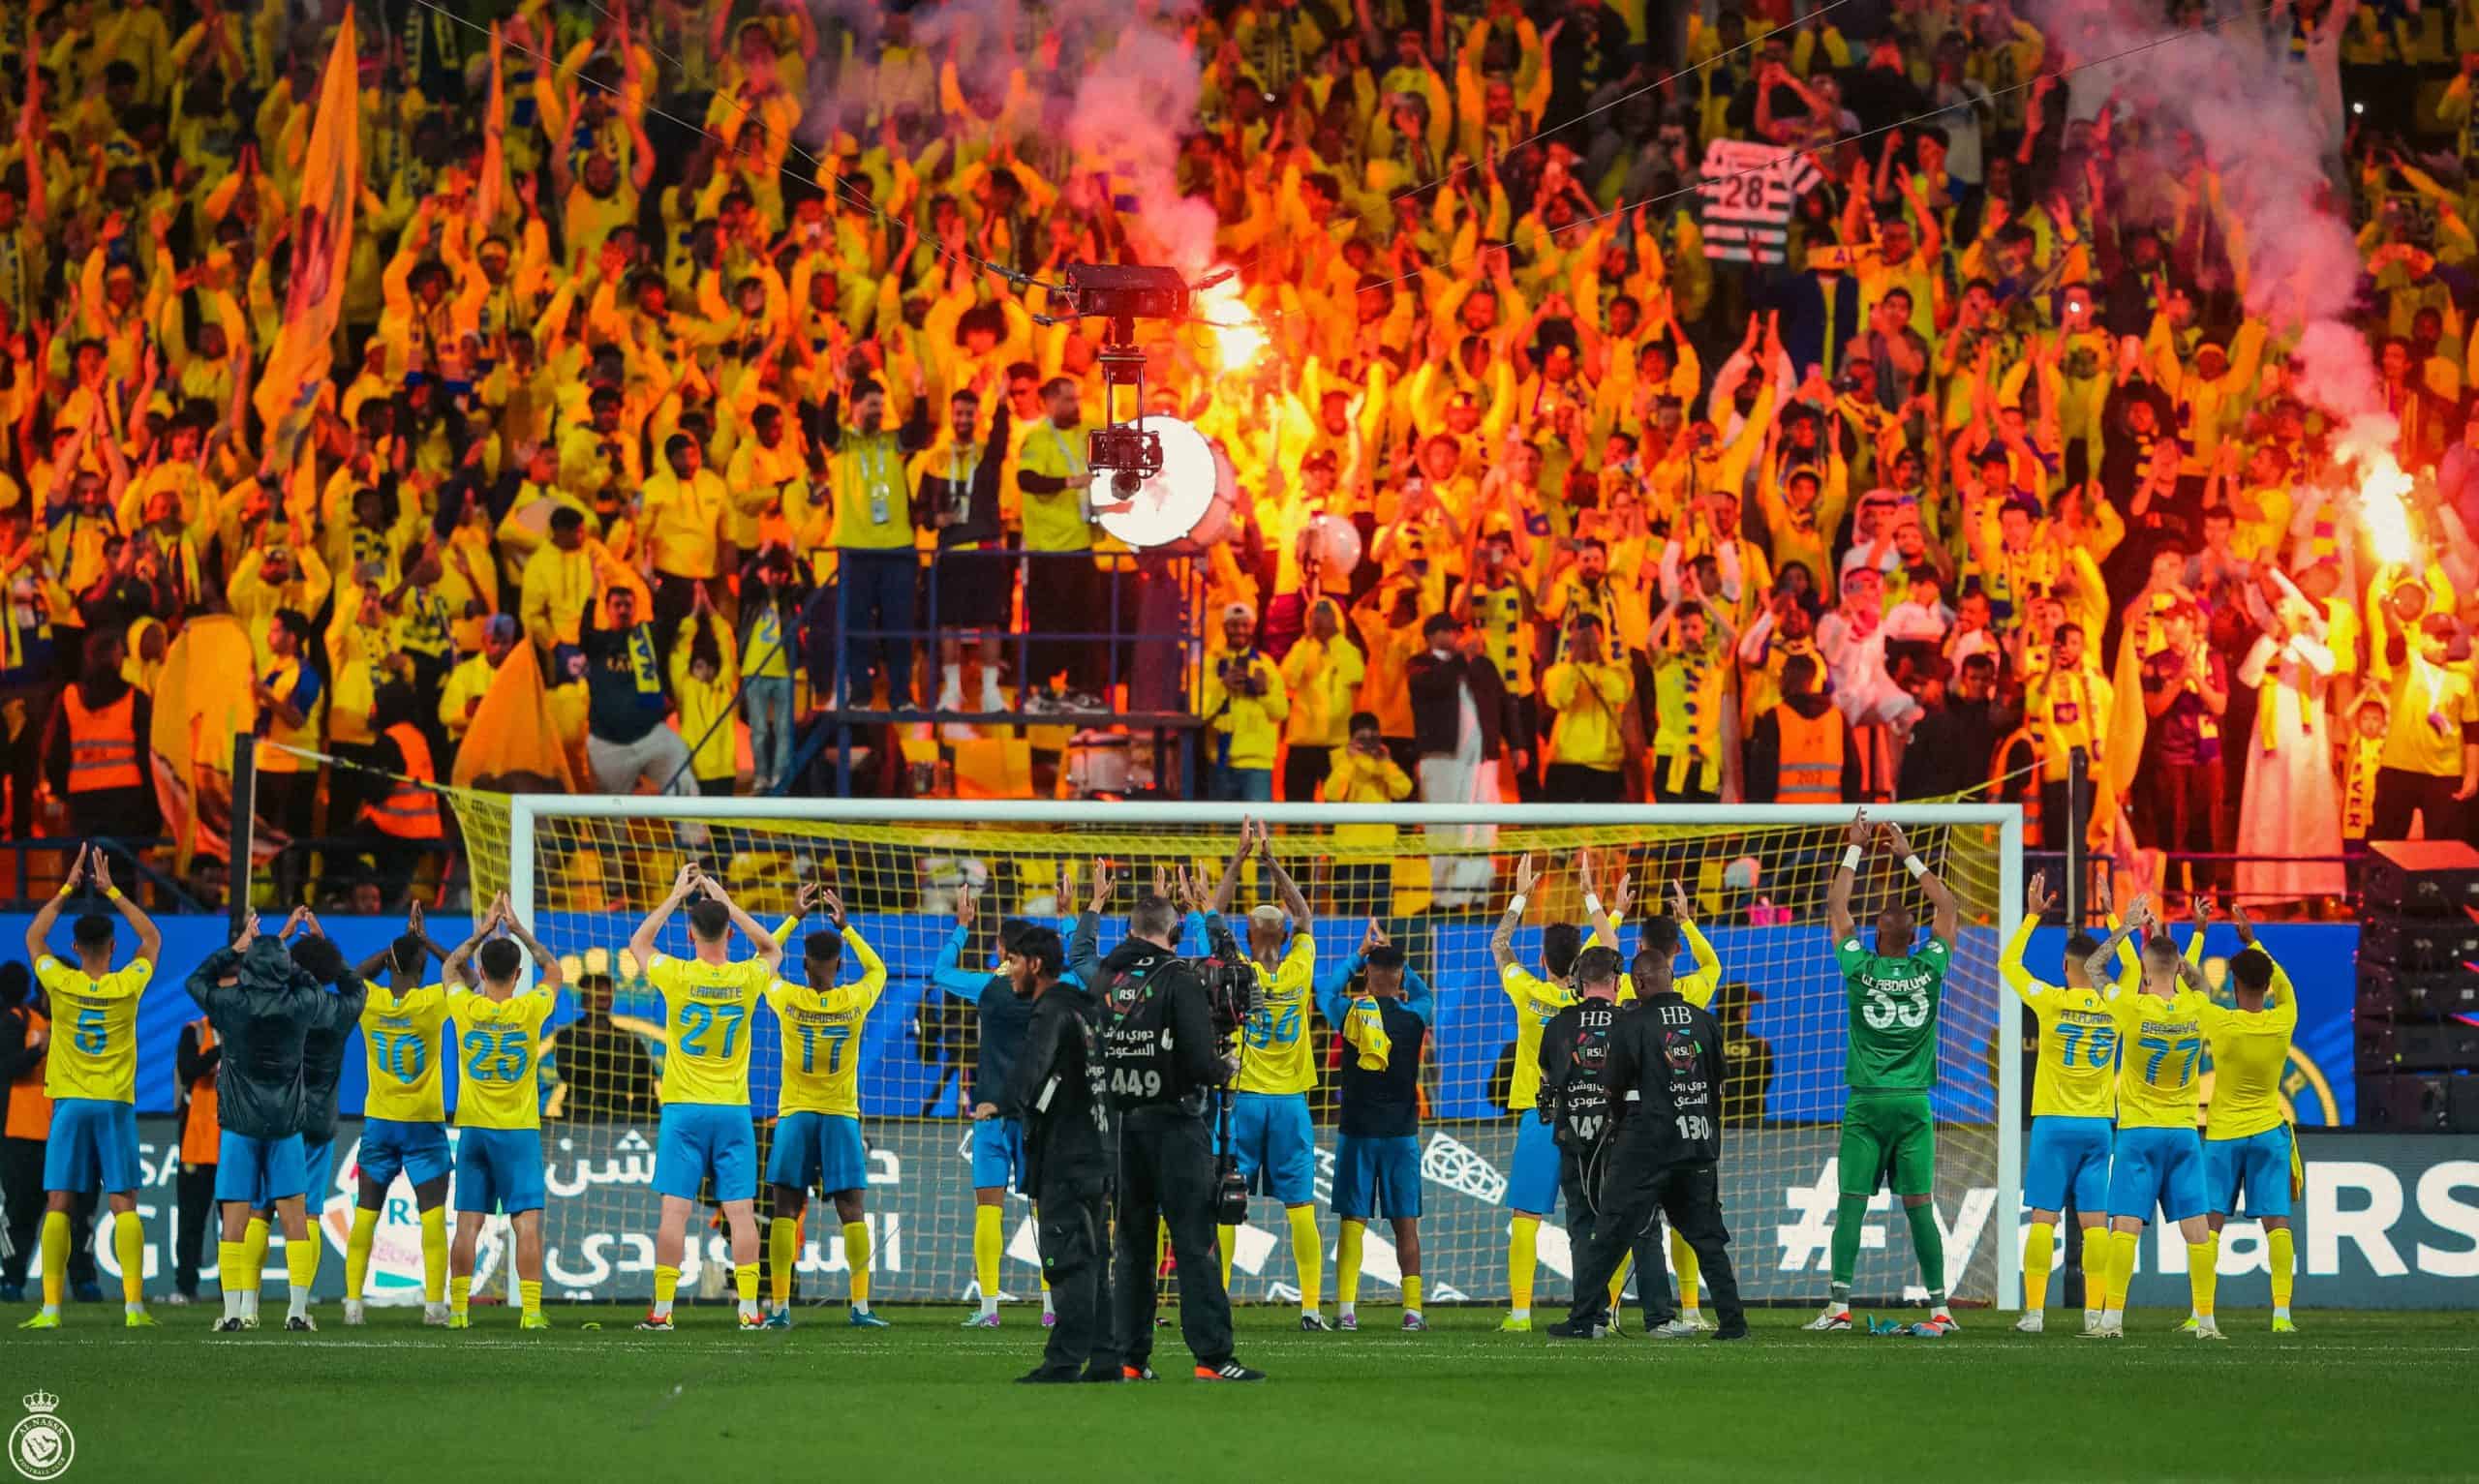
[76,1121,2471,1308]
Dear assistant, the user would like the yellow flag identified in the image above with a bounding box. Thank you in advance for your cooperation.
[254,7,362,448]
[452,642,577,790]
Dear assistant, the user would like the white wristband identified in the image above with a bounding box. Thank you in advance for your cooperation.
[1841,846,1863,873]
[1582,893,1604,918]
[1905,855,1931,880]
[1506,893,1528,918]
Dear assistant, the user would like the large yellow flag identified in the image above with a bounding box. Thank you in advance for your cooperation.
[254,7,361,452]
[451,642,576,790]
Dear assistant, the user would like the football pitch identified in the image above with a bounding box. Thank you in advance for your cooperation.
[10,1306,2474,1481]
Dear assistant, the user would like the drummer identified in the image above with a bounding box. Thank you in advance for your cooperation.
[1260,448,1357,656]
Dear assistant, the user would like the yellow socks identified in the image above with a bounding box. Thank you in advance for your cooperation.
[113,1211,144,1305]
[419,1206,448,1305]
[1217,1223,1237,1292]
[650,1264,678,1319]
[2188,1239,2218,1323]
[770,1217,800,1307]
[345,1208,380,1301]
[1286,1206,1322,1316]
[451,1274,474,1320]
[216,1239,248,1318]
[2079,1227,2105,1311]
[2270,1227,2296,1314]
[1670,1227,1701,1313]
[842,1221,872,1311]
[1508,1215,1540,1317]
[2105,1228,2140,1314]
[733,1262,758,1314]
[2023,1221,2056,1313]
[284,1236,318,1321]
[40,1210,68,1311]
[1336,1222,1363,1311]
[520,1280,542,1318]
[972,1204,1002,1305]
[243,1216,269,1286]
[1402,1273,1423,1314]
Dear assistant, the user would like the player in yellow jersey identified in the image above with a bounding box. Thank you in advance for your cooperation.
[441,895,565,1331]
[343,903,469,1327]
[1203,820,1326,1329]
[17,846,161,1331]
[630,863,780,1331]
[762,884,892,1330]
[2080,902,2220,1340]
[2005,873,2140,1335]
[2194,900,2304,1334]
[1488,852,1587,1334]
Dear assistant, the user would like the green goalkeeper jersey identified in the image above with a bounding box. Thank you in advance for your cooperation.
[1833,933,1953,1094]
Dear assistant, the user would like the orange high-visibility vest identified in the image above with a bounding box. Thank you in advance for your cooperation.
[363,722,445,840]
[1773,702,1846,804]
[180,1017,221,1165]
[5,1009,49,1140]
[63,688,142,792]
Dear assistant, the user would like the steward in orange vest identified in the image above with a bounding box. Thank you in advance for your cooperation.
[44,633,157,838]
[1746,654,1863,803]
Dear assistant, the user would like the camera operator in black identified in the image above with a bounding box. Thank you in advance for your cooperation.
[998,927,1119,1384]
[1549,946,1748,1342]
[1067,861,1266,1383]
[1537,946,1673,1337]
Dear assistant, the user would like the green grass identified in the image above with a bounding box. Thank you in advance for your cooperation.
[10,1304,2476,1482]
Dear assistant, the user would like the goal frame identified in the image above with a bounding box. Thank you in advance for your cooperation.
[505,797,2025,1310]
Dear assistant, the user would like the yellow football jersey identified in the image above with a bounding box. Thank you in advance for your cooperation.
[2110,985,2214,1132]
[2203,953,2299,1141]
[2001,916,2129,1121]
[1605,915,1721,1009]
[1501,962,1573,1111]
[767,926,887,1118]
[646,953,773,1105]
[1236,934,1318,1097]
[446,986,559,1131]
[362,982,452,1124]
[34,955,151,1103]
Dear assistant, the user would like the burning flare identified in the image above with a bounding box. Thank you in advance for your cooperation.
[1197,268,1264,373]
[2356,454,2418,567]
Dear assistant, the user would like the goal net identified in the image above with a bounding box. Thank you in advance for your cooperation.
[436,796,2021,1314]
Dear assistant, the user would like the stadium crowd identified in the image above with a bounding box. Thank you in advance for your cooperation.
[1,0,2476,910]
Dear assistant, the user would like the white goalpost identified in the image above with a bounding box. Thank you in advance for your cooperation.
[483,797,2023,1313]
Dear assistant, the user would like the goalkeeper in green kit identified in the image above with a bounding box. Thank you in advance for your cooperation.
[1808,806,1960,1336]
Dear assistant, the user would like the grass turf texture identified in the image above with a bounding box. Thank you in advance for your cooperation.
[10,1306,2474,1482]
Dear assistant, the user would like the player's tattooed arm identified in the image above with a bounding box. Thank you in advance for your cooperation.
[1491,853,1541,972]
[2082,891,2147,990]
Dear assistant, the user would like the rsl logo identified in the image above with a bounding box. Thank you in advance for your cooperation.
[9,1391,72,1482]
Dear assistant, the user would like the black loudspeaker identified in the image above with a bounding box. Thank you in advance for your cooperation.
[2357,964,2479,1020]
[2360,916,2479,972]
[2357,1019,2479,1075]
[2360,1073,2458,1131]
[2362,840,2479,918]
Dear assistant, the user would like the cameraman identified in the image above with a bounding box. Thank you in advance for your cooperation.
[998,927,1117,1383]
[1537,946,1671,1337]
[1068,862,1267,1383]
[1549,945,1748,1343]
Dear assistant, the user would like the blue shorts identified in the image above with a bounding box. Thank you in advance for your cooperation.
[1509,1111,1561,1215]
[453,1127,546,1215]
[970,1117,1025,1192]
[42,1098,141,1195]
[765,1110,867,1196]
[301,1138,336,1212]
[2107,1126,2208,1225]
[2025,1115,2114,1213]
[1333,1135,1422,1222]
[214,1131,307,1207]
[1225,1092,1316,1204]
[2206,1126,2295,1220]
[358,1117,453,1191]
[656,1104,757,1203]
